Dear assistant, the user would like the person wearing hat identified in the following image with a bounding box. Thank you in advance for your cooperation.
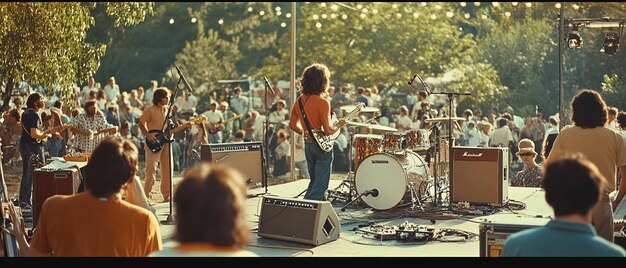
[512,138,542,187]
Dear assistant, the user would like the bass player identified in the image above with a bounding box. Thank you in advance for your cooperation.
[140,87,192,202]
[289,63,346,201]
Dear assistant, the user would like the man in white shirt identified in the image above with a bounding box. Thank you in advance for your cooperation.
[104,76,120,103]
[144,80,157,105]
[81,76,98,106]
[201,102,224,144]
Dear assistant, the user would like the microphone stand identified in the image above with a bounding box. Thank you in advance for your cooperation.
[161,75,185,225]
[340,189,378,212]
[261,78,275,196]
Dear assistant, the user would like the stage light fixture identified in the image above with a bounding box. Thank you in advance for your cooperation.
[567,25,583,49]
[602,32,620,54]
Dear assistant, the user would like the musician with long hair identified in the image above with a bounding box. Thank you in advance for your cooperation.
[289,63,346,201]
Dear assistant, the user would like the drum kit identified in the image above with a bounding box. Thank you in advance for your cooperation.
[328,105,465,212]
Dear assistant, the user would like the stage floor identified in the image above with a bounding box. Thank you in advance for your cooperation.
[153,178,552,257]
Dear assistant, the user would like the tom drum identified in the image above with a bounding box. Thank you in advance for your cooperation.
[353,134,382,170]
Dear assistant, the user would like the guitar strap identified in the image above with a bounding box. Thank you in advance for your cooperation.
[297,97,318,147]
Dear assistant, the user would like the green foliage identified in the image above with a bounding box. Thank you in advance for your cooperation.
[601,74,626,109]
[166,29,242,94]
[448,63,508,117]
[0,2,152,111]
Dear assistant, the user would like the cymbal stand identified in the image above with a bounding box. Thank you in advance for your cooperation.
[407,182,423,210]
[328,125,357,202]
[430,123,441,207]
[430,91,471,210]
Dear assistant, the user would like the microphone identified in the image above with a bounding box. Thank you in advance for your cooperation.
[263,76,276,95]
[407,74,418,86]
[365,189,379,197]
[175,65,194,92]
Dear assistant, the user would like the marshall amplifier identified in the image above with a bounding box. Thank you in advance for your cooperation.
[479,216,550,257]
[258,196,340,246]
[201,141,266,188]
[451,147,509,206]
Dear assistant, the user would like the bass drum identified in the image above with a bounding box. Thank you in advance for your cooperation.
[355,151,430,210]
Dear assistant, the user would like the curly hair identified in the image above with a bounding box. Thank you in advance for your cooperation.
[299,63,331,95]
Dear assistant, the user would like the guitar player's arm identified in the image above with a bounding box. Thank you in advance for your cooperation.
[139,120,156,142]
[289,111,304,135]
[320,102,346,136]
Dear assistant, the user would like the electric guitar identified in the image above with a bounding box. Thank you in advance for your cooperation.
[146,116,207,153]
[312,102,364,152]
[208,114,243,134]
[35,124,72,143]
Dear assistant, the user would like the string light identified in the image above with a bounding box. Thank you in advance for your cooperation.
[392,4,397,9]
[280,22,287,28]
[396,13,402,18]
[218,18,224,25]
[321,14,328,19]
[525,2,532,8]
[492,2,499,8]
[247,7,253,12]
[286,13,292,18]
[169,18,174,24]
[320,3,326,8]
[360,13,367,19]
[190,17,197,24]
[330,13,337,19]
[330,4,338,11]
[572,4,580,10]
[315,22,322,28]
[446,11,454,18]
[554,3,561,9]
[362,8,369,14]
[341,14,347,20]
[481,14,488,19]
[357,4,363,9]
[313,14,319,20]
[474,2,481,7]
[413,12,419,18]
[511,2,518,6]
[276,11,282,16]
[259,11,265,16]
[372,9,379,15]
[504,11,511,17]
[420,2,427,7]
[464,13,470,19]
[435,4,441,9]
[430,14,437,20]
[275,6,281,12]
[460,2,467,7]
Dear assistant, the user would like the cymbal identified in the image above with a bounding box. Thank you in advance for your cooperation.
[347,121,397,132]
[424,116,466,123]
[340,105,380,113]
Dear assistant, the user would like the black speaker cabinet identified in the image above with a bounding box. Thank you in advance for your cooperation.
[201,142,265,187]
[258,196,340,246]
[451,147,509,206]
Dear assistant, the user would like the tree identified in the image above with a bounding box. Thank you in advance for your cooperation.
[0,2,153,111]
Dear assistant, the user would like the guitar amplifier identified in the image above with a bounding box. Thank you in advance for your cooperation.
[451,147,509,206]
[201,141,266,188]
[33,166,84,227]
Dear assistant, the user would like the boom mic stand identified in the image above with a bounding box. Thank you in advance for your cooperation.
[160,72,186,225]
[340,189,378,212]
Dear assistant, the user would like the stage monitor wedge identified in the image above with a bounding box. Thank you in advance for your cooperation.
[258,196,340,246]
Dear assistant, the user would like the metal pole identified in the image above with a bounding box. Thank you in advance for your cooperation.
[559,3,565,130]
[289,2,297,182]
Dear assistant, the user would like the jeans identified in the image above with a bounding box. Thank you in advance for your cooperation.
[19,143,44,206]
[47,138,63,157]
[304,142,333,201]
[209,132,223,144]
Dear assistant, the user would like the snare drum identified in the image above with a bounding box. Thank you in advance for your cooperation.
[353,134,382,170]
[405,130,423,149]
[382,132,405,153]
[355,151,430,210]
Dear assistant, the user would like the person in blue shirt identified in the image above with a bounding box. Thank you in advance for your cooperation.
[501,154,626,257]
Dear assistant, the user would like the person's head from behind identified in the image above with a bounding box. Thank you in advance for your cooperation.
[570,89,607,129]
[299,63,331,95]
[542,154,605,218]
[174,164,249,248]
[84,137,138,198]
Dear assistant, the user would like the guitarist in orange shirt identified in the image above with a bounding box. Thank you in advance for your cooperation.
[289,63,346,201]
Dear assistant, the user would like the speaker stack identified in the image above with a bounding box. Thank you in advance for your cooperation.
[258,196,340,246]
[451,147,509,206]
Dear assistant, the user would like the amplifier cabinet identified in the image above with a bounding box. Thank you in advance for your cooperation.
[201,142,265,187]
[33,168,82,227]
[258,196,340,246]
[479,216,550,257]
[451,147,509,206]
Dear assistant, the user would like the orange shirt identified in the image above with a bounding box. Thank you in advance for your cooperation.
[30,192,162,256]
[290,94,331,130]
